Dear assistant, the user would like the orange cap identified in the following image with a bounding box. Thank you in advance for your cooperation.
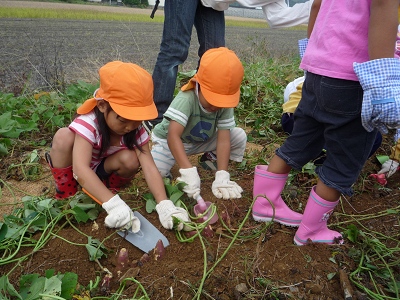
[77,61,157,121]
[181,47,244,108]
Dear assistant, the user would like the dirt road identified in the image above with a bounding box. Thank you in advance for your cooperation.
[0,1,306,93]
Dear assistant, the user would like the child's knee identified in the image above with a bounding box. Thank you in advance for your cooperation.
[118,150,140,172]
[52,128,75,151]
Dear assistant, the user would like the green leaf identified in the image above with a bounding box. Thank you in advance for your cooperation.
[327,272,336,280]
[36,199,55,211]
[42,276,62,299]
[0,223,8,242]
[0,140,9,156]
[20,274,44,300]
[142,192,155,201]
[344,224,359,243]
[165,184,179,198]
[0,275,22,299]
[72,206,90,223]
[175,181,187,191]
[86,208,100,221]
[376,155,390,165]
[170,191,185,204]
[85,237,107,261]
[60,272,78,299]
[145,198,157,213]
[143,193,157,213]
[45,269,55,278]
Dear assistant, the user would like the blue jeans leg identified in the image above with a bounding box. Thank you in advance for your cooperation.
[152,0,225,123]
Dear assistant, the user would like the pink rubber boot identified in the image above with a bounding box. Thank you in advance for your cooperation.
[103,173,133,193]
[294,186,343,245]
[46,153,78,199]
[252,165,303,226]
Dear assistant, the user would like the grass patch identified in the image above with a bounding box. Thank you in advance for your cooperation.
[0,7,164,23]
[0,5,274,28]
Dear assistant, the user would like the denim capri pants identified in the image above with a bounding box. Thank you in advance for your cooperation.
[276,72,378,196]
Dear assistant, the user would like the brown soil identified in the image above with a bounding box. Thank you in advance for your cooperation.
[1,143,400,299]
[1,2,399,300]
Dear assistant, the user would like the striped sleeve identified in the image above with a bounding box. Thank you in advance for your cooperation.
[69,112,99,146]
[217,108,236,129]
[135,124,150,147]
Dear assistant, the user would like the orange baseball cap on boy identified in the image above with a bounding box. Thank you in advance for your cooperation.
[181,47,244,108]
[77,61,157,121]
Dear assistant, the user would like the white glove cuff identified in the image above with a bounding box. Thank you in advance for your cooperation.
[155,200,175,214]
[102,194,124,212]
[215,170,230,181]
[179,166,198,176]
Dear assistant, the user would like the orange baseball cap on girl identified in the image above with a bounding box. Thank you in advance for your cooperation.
[77,61,157,121]
[181,47,244,108]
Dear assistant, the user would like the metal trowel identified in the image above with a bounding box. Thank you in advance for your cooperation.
[82,188,169,253]
[117,211,170,253]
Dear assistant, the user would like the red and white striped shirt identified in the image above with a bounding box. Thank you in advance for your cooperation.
[69,111,149,170]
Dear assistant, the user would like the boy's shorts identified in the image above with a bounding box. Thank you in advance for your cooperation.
[276,72,378,196]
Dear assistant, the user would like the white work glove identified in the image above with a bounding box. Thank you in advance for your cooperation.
[155,200,190,231]
[177,167,201,199]
[102,195,140,233]
[212,170,243,199]
[378,159,399,178]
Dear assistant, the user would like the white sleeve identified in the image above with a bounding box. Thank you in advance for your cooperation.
[200,0,234,11]
[260,0,313,29]
[236,0,281,7]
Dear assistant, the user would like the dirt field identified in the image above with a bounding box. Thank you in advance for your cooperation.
[1,2,399,300]
[0,1,306,94]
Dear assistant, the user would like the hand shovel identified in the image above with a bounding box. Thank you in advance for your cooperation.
[82,188,169,253]
[117,211,170,253]
[193,194,218,224]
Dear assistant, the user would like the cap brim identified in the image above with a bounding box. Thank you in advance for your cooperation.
[110,101,158,121]
[181,77,197,91]
[77,98,97,115]
[201,87,240,108]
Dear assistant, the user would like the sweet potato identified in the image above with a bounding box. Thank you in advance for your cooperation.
[153,239,166,261]
[116,248,129,278]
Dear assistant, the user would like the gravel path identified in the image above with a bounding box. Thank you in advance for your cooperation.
[0,1,306,93]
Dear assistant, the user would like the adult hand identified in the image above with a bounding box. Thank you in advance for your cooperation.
[156,200,190,231]
[212,170,243,199]
[378,159,399,178]
[353,58,400,134]
[177,167,201,199]
[102,194,140,232]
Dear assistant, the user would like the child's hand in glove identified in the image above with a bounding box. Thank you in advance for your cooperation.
[177,167,201,199]
[378,159,400,178]
[156,200,190,231]
[212,170,243,199]
[353,58,400,134]
[102,195,140,232]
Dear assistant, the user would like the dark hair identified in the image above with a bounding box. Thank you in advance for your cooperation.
[94,105,143,158]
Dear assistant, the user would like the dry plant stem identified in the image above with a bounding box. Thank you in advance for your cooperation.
[0,179,18,201]
[339,269,354,300]
[179,280,216,300]
[95,258,112,276]
[202,196,259,288]
[332,205,400,226]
